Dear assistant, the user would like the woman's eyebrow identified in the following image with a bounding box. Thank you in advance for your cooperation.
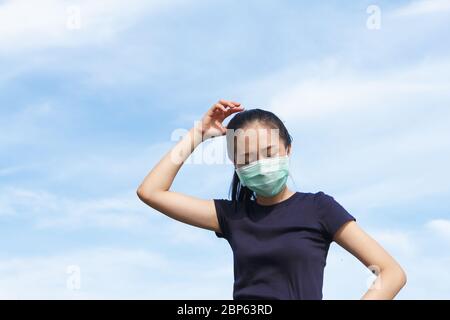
[240,145,278,157]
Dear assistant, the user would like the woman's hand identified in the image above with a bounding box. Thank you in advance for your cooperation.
[196,99,244,140]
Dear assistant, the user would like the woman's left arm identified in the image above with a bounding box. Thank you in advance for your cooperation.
[333,221,407,299]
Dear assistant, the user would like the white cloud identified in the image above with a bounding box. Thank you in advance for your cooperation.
[0,165,31,177]
[426,219,450,241]
[0,102,55,147]
[0,246,233,299]
[48,141,173,181]
[167,222,216,247]
[0,247,165,299]
[267,58,450,122]
[371,230,416,257]
[401,255,450,299]
[0,186,154,230]
[392,0,450,17]
[0,183,224,242]
[0,0,187,53]
[336,173,448,213]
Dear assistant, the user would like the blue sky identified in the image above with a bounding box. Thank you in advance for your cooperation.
[0,0,449,298]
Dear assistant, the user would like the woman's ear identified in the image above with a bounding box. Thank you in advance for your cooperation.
[287,145,292,156]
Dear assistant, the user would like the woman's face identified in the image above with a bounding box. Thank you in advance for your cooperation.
[228,121,291,169]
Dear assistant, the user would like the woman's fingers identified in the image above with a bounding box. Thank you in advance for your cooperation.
[207,102,224,117]
[201,99,245,139]
[214,103,227,112]
[207,99,243,120]
[219,99,241,109]
[224,104,244,117]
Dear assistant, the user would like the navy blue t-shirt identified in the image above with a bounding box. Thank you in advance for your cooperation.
[214,191,356,300]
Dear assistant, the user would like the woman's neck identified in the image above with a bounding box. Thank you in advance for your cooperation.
[255,186,296,206]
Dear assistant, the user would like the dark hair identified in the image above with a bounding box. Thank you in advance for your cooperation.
[225,108,293,209]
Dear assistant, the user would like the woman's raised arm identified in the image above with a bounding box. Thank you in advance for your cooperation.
[136,99,243,232]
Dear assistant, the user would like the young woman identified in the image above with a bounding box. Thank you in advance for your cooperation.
[137,99,407,300]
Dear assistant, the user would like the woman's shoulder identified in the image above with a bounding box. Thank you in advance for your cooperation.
[296,190,333,201]
[294,190,328,203]
[310,190,339,207]
[292,190,339,212]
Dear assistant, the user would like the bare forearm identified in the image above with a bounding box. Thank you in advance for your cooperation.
[360,266,407,300]
[137,126,203,195]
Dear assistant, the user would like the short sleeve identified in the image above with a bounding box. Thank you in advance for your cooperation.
[213,199,232,240]
[315,191,356,242]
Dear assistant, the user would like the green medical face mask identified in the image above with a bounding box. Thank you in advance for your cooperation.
[235,155,290,197]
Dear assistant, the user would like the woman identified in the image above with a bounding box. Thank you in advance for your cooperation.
[137,99,407,300]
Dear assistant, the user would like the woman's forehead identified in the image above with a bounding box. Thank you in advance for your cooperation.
[227,126,284,155]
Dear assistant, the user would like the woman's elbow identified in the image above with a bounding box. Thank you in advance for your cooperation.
[136,185,152,203]
[136,186,144,199]
[398,266,407,288]
[389,263,407,289]
[136,185,162,208]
